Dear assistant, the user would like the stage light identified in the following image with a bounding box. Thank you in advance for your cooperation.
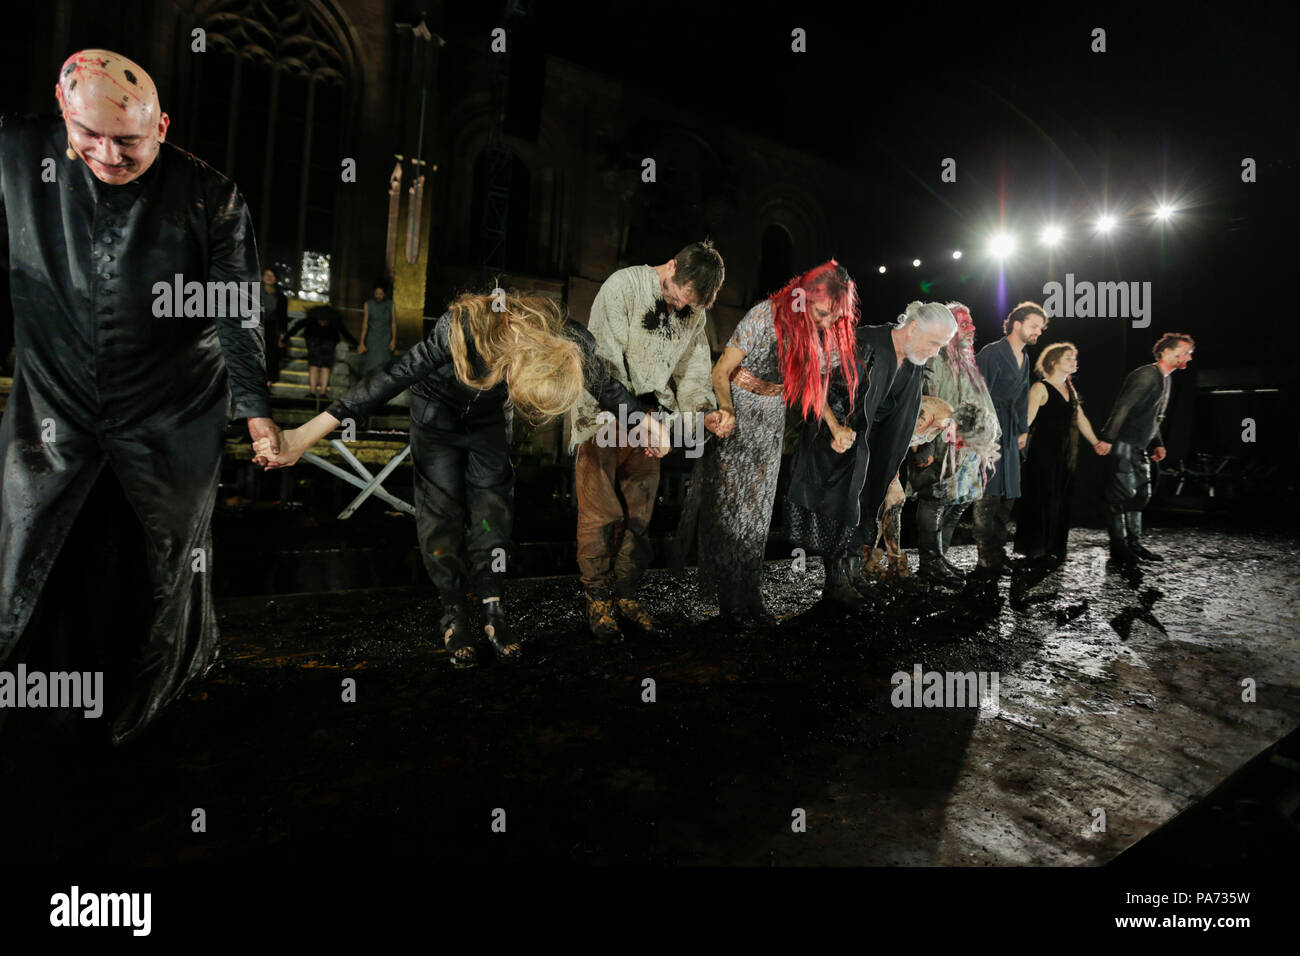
[1041,225,1064,246]
[1156,203,1176,221]
[912,258,921,267]
[952,250,962,259]
[988,233,1016,259]
[878,265,887,274]
[1096,214,1116,234]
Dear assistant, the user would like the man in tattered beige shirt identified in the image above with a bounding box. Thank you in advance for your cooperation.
[570,240,725,639]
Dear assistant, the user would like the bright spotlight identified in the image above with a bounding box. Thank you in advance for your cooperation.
[912,258,921,267]
[989,233,1016,259]
[1041,225,1064,246]
[1156,203,1176,221]
[878,265,887,274]
[1096,214,1116,234]
[952,250,962,260]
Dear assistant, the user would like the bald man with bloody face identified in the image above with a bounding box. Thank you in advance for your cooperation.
[0,50,278,744]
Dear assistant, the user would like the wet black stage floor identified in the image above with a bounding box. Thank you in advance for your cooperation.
[3,527,1298,865]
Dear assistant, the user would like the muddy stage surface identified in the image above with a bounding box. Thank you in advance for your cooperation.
[3,527,1297,865]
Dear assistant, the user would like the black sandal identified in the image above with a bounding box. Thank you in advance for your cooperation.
[482,600,521,663]
[440,605,476,669]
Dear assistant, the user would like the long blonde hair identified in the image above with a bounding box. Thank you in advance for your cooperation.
[446,291,585,424]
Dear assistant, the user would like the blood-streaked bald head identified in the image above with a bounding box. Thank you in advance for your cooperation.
[55,49,169,184]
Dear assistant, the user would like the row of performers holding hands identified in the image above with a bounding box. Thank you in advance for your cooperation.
[254,256,1186,667]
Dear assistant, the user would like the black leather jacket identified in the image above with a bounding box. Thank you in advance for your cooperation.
[327,310,649,429]
[0,113,270,428]
[1101,364,1167,449]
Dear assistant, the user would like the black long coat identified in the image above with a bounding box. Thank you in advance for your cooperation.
[0,114,269,743]
[786,323,925,538]
[976,337,1030,497]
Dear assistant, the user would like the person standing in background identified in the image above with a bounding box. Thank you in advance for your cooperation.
[359,282,397,376]
[288,304,358,399]
[260,266,289,388]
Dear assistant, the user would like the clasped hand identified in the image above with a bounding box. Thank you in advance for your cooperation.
[253,426,306,469]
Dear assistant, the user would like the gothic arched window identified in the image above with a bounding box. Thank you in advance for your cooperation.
[187,0,354,298]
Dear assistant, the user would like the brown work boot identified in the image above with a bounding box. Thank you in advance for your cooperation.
[616,597,657,636]
[586,591,621,640]
[860,545,890,584]
[885,551,912,581]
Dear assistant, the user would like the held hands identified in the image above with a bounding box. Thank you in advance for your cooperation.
[254,426,306,469]
[1094,441,1112,456]
[705,408,736,438]
[357,343,368,354]
[1151,446,1167,463]
[247,417,281,468]
[633,414,672,458]
[1017,433,1028,450]
[830,423,856,454]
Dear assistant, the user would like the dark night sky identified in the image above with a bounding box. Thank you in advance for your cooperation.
[431,0,1298,371]
[5,1,1297,372]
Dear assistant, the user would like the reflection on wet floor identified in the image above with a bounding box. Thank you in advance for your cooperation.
[2,527,1297,865]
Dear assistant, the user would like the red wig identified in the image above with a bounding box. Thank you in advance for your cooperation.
[771,260,861,420]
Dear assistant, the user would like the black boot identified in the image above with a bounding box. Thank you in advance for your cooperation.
[917,499,962,588]
[1125,511,1162,561]
[919,518,964,591]
[745,587,779,626]
[1107,512,1138,565]
[823,556,866,610]
[846,554,889,608]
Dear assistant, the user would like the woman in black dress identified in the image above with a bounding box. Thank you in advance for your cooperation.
[287,305,359,398]
[1014,342,1107,566]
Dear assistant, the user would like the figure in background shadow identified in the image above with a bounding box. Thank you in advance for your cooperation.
[358,281,397,376]
[287,304,358,399]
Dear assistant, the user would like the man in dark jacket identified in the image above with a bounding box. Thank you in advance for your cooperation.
[0,50,277,744]
[970,301,1047,579]
[1096,333,1195,563]
[785,301,956,608]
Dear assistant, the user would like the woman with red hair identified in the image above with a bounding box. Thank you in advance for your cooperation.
[674,261,860,625]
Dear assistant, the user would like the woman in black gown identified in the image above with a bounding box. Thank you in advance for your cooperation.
[1014,342,1107,565]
